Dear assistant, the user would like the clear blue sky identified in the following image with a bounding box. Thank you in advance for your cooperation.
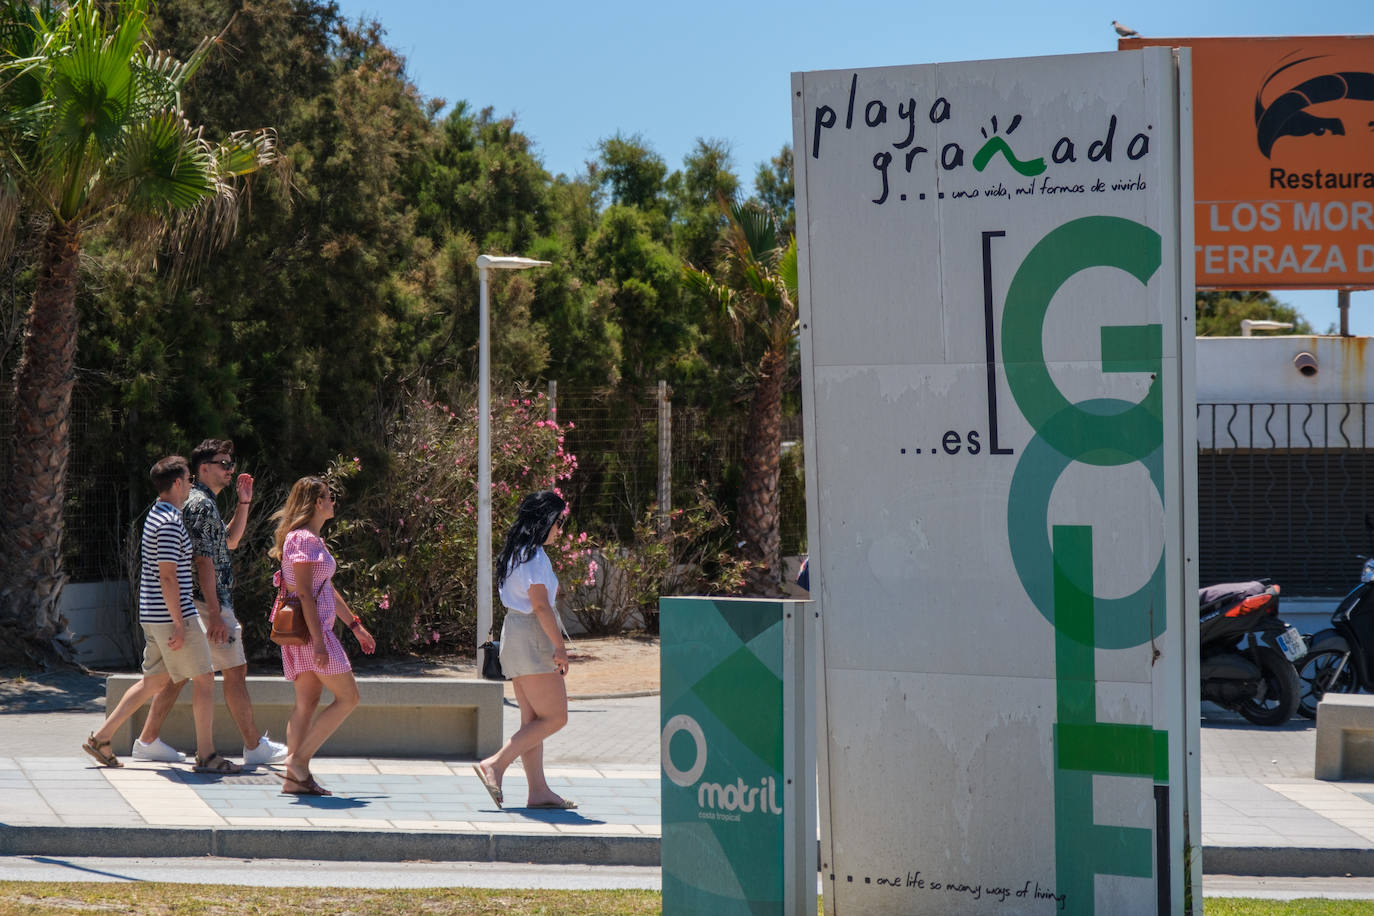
[334,0,1373,334]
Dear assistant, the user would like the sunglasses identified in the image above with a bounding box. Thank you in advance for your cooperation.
[209,458,235,470]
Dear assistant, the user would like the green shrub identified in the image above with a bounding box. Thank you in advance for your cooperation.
[561,486,750,635]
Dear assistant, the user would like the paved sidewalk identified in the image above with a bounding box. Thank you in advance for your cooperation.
[0,694,661,865]
[3,682,1374,874]
[1200,706,1374,876]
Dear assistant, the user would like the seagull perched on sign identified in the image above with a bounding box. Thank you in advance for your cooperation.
[1113,20,1139,38]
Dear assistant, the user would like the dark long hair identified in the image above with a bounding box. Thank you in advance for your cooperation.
[495,491,566,590]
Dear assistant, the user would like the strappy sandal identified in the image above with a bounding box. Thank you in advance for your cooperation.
[281,773,331,796]
[193,753,242,774]
[82,733,122,768]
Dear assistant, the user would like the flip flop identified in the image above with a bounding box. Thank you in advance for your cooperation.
[471,764,503,807]
[527,798,578,810]
[193,753,243,774]
[82,734,122,768]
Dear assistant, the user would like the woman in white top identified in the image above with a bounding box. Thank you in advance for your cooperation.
[472,491,577,810]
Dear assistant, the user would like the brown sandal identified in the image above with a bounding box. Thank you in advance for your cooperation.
[82,734,122,768]
[281,773,331,796]
[193,753,242,774]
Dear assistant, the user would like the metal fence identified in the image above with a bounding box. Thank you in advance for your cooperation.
[550,382,806,553]
[1198,402,1374,595]
[1,381,808,587]
[22,390,1372,596]
[0,389,133,584]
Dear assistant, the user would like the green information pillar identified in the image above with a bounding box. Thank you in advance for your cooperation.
[660,596,816,916]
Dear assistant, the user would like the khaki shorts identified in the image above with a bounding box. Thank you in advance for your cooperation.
[499,611,558,679]
[141,618,214,682]
[192,598,248,671]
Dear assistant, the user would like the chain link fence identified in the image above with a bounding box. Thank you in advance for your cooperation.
[551,383,805,555]
[0,388,133,584]
[1,381,808,588]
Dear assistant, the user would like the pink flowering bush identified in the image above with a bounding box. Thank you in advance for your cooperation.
[330,386,593,655]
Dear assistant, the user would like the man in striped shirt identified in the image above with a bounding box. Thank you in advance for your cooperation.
[131,439,286,765]
[82,457,241,773]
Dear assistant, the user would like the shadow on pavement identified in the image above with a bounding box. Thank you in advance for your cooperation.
[0,668,108,714]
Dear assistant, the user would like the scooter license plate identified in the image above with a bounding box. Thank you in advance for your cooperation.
[1277,627,1305,662]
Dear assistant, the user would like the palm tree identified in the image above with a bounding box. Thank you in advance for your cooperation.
[0,0,280,661]
[686,198,798,594]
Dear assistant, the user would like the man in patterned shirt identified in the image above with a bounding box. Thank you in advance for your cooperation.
[82,457,240,772]
[132,440,286,766]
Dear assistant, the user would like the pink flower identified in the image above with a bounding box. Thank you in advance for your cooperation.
[380,594,391,611]
[430,630,441,644]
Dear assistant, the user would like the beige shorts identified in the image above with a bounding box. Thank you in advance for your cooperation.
[499,611,558,678]
[140,618,214,682]
[192,598,248,671]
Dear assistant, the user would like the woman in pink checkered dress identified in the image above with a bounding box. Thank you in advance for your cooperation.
[269,476,375,796]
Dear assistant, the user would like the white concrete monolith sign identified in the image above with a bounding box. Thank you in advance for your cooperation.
[792,48,1199,915]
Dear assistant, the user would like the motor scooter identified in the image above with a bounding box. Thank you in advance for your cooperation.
[1199,581,1306,726]
[1296,558,1374,718]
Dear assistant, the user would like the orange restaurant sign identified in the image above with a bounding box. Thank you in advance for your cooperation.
[1124,36,1374,289]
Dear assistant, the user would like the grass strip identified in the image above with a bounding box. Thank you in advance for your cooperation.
[1,883,1369,915]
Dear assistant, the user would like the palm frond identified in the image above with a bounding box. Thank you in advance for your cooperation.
[779,236,797,301]
[48,1,142,156]
[107,110,214,212]
[128,52,182,121]
[729,198,778,261]
[215,127,279,178]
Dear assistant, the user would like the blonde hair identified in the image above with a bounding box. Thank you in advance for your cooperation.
[269,476,330,561]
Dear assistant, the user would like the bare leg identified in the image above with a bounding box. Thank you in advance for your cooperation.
[92,673,172,745]
[138,679,187,745]
[190,672,217,762]
[288,671,360,785]
[512,679,562,806]
[220,665,262,748]
[286,672,324,771]
[477,672,567,799]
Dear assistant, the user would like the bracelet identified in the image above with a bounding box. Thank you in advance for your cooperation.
[347,619,362,631]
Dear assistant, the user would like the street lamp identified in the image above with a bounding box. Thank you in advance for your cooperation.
[475,255,550,671]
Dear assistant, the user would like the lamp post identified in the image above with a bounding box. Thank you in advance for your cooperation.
[475,255,550,671]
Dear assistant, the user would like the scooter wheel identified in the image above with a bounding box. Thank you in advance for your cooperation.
[1236,646,1301,727]
[1296,648,1358,719]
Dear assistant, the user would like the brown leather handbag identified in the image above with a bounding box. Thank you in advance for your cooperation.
[269,576,326,647]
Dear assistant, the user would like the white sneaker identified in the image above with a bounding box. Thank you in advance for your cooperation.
[243,732,288,765]
[131,737,186,762]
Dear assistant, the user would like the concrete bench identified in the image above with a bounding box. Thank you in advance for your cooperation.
[1315,693,1374,781]
[105,675,504,760]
